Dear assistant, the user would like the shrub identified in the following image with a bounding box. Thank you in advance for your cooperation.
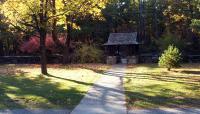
[20,34,65,53]
[191,19,200,33]
[158,45,182,71]
[74,44,103,63]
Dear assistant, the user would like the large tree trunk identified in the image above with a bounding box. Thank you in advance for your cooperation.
[0,40,3,56]
[51,0,63,50]
[39,30,48,75]
[62,0,72,64]
[38,0,48,75]
[63,23,71,64]
[153,0,158,38]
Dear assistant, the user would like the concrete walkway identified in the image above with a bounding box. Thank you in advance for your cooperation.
[1,64,199,114]
[71,65,127,114]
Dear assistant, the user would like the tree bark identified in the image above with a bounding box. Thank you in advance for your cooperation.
[63,23,71,64]
[51,0,63,49]
[39,30,48,75]
[0,39,3,56]
[39,0,48,75]
[153,0,158,38]
[62,0,72,64]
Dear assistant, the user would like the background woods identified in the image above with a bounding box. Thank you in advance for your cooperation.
[0,0,200,74]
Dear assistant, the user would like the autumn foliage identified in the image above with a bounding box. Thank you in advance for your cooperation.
[20,34,65,53]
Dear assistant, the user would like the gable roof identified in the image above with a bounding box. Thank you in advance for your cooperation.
[104,32,139,46]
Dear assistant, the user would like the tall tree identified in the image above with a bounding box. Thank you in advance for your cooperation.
[1,0,52,74]
[60,0,107,63]
[38,0,48,74]
[0,0,108,71]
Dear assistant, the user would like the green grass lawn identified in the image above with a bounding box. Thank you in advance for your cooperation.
[124,64,200,109]
[0,64,110,110]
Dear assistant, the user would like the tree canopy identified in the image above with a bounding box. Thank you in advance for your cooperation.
[0,0,200,74]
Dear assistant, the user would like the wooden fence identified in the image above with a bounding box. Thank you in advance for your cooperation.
[0,55,63,64]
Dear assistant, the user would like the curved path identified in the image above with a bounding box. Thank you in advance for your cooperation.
[71,65,127,114]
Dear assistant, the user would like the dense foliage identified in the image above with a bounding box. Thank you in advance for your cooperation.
[0,0,199,55]
[0,0,200,73]
[74,44,103,63]
[20,34,65,54]
[191,19,200,33]
[159,45,182,71]
[157,32,185,51]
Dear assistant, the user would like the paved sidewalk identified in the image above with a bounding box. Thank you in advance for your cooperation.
[71,65,127,114]
[1,64,199,114]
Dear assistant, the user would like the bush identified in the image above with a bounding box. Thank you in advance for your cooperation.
[191,19,200,33]
[74,44,103,63]
[158,45,182,71]
[20,34,65,53]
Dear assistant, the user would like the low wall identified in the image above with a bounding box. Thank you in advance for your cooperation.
[127,56,138,64]
[0,55,63,64]
[106,56,117,64]
[106,56,138,64]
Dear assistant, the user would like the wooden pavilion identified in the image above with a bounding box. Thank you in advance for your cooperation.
[104,32,140,64]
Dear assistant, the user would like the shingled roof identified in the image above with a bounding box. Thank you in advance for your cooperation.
[104,33,139,46]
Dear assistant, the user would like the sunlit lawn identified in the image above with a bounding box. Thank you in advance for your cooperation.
[124,64,200,109]
[0,64,111,110]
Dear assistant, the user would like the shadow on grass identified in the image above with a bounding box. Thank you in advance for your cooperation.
[46,74,93,86]
[0,65,112,110]
[95,65,200,109]
[103,70,200,86]
[0,73,85,110]
[181,70,200,75]
[46,73,125,94]
[125,73,200,85]
[110,71,200,108]
[70,64,110,74]
[122,67,200,109]
[0,83,24,109]
[125,86,200,109]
